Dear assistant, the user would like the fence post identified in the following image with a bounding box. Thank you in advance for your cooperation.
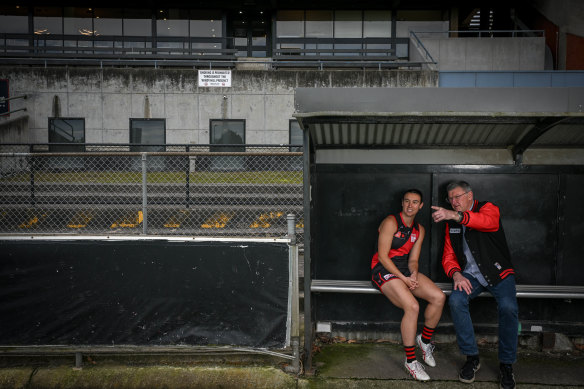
[287,213,297,245]
[287,213,300,373]
[29,146,35,207]
[141,153,148,234]
[74,352,83,370]
[185,145,190,209]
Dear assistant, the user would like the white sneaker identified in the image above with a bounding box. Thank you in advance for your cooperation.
[404,359,431,381]
[416,334,436,367]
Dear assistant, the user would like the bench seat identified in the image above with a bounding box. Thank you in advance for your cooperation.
[311,279,584,299]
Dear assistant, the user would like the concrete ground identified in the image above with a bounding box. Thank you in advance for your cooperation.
[0,340,582,388]
[309,340,584,388]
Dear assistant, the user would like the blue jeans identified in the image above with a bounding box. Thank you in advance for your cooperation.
[448,273,518,364]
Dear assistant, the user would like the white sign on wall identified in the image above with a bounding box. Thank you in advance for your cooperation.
[198,70,232,87]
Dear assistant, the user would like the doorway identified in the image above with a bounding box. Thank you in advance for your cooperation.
[228,9,270,57]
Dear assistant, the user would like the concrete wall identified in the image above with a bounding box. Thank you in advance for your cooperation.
[412,36,545,71]
[0,114,29,144]
[0,67,439,145]
[533,0,584,37]
[531,0,584,70]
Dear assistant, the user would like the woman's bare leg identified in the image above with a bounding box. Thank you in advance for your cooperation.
[380,280,420,346]
[411,273,446,328]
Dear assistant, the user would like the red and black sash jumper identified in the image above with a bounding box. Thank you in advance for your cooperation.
[371,212,420,288]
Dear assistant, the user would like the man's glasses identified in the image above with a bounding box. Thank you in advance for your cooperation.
[447,191,469,203]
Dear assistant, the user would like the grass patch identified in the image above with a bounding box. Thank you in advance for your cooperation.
[1,171,303,185]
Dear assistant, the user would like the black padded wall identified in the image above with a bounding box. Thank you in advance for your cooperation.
[311,164,584,332]
[0,239,290,347]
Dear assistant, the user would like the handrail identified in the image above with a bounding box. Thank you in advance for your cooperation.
[1,33,418,68]
[0,56,430,70]
[409,31,437,65]
[0,151,303,157]
[0,143,303,148]
[411,29,545,38]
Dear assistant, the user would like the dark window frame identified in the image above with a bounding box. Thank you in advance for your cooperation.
[48,117,86,151]
[209,118,246,150]
[129,118,166,151]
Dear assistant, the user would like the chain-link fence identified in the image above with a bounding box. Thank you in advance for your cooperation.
[0,144,304,244]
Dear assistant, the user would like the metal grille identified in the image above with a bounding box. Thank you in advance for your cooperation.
[0,144,304,244]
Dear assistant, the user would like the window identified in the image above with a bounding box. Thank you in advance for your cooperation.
[123,8,152,50]
[0,5,29,33]
[157,8,189,53]
[94,8,123,49]
[335,11,362,38]
[129,119,166,151]
[276,10,395,56]
[34,7,63,49]
[190,10,222,37]
[210,119,245,149]
[190,10,223,51]
[34,7,63,35]
[0,6,28,50]
[64,7,94,49]
[276,10,304,38]
[305,10,333,55]
[364,10,391,37]
[334,10,362,56]
[48,118,85,151]
[157,9,189,37]
[209,119,245,171]
[94,8,122,35]
[289,120,303,151]
[364,10,393,57]
[306,10,332,38]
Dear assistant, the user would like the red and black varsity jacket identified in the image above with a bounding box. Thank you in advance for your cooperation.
[441,200,515,286]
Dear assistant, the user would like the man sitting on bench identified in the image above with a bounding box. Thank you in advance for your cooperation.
[432,180,518,389]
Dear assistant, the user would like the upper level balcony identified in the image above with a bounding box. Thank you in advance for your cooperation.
[0,4,553,71]
[1,30,547,71]
[0,33,421,69]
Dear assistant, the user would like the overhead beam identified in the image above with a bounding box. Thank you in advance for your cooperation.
[512,117,569,164]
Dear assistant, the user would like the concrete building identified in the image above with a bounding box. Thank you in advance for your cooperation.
[1,0,582,146]
[2,0,584,368]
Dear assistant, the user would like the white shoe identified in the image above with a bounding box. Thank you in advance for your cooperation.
[416,334,436,367]
[404,359,431,381]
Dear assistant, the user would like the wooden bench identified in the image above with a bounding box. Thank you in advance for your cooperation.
[311,279,584,299]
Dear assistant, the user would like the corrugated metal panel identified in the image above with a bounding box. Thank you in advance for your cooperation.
[307,121,536,147]
[295,88,584,166]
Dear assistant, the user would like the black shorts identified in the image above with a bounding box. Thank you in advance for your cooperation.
[371,262,411,291]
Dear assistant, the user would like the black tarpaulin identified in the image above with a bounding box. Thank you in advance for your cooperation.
[0,238,290,348]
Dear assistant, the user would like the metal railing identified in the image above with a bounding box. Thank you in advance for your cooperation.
[1,33,238,56]
[0,144,304,244]
[411,29,545,38]
[409,31,437,66]
[0,33,239,68]
[0,32,428,69]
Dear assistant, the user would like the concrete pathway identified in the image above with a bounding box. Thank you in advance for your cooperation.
[0,341,582,388]
[311,341,584,388]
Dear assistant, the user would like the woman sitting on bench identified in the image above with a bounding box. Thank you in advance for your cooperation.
[371,188,446,381]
